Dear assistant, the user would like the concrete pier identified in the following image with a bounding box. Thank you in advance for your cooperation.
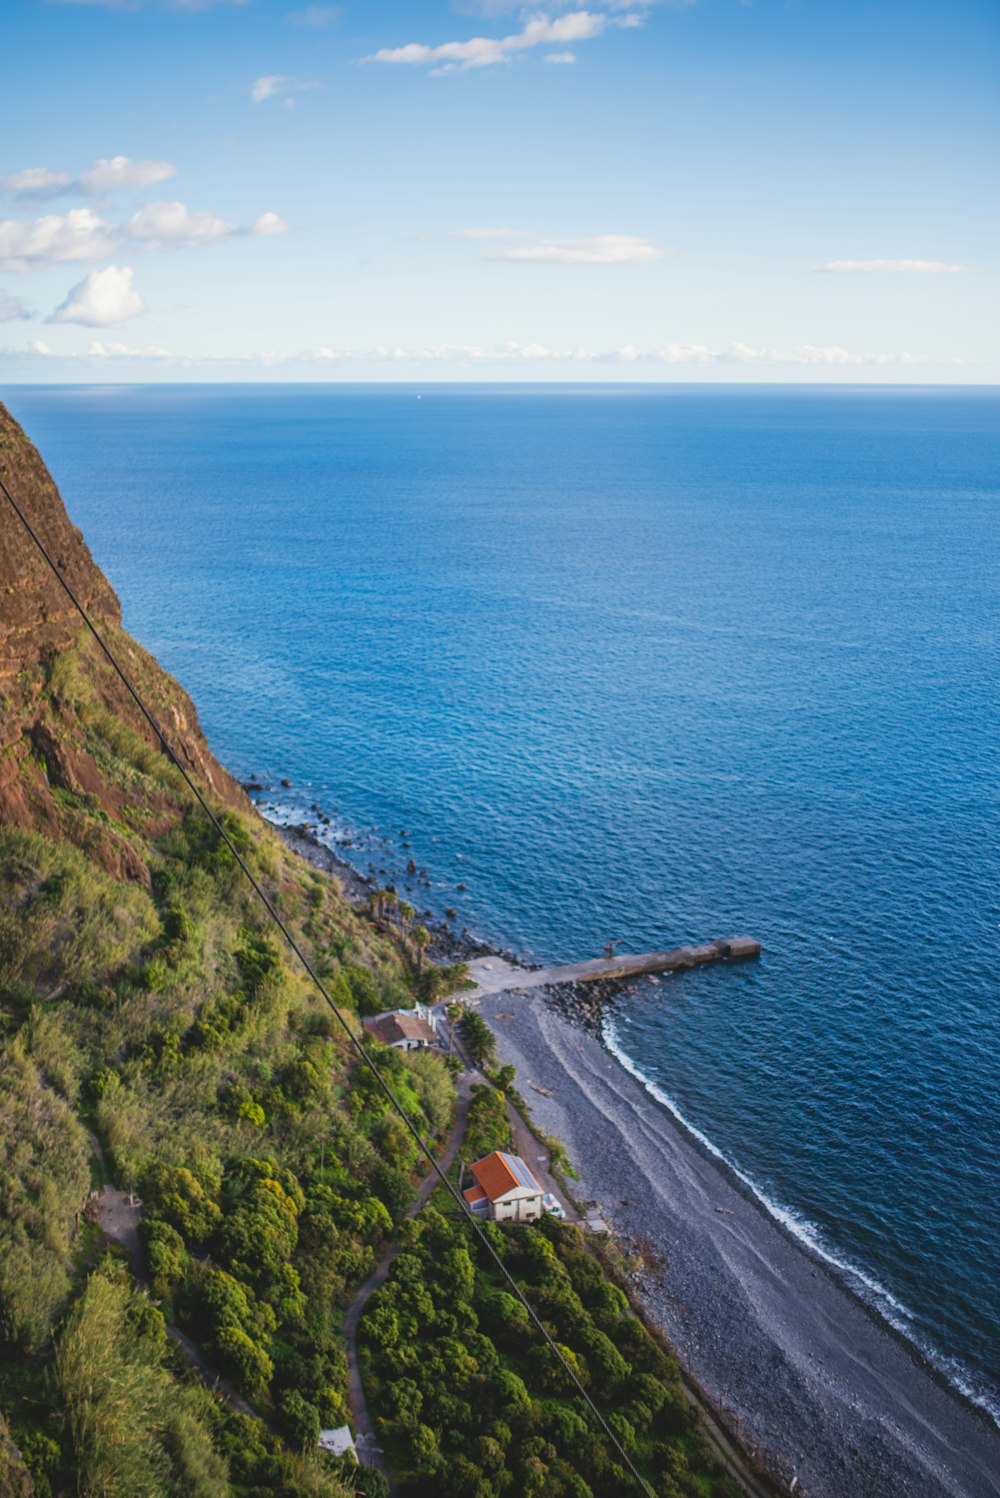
[463,937,760,1000]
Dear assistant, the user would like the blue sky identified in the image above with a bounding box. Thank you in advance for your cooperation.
[1,0,996,381]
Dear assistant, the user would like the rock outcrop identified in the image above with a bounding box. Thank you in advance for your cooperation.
[0,401,245,881]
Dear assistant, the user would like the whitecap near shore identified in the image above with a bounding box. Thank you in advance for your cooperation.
[477,989,1000,1498]
[602,1014,1000,1431]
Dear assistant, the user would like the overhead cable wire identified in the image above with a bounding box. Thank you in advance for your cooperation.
[0,472,656,1498]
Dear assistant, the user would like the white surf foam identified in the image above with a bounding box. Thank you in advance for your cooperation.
[602,1015,1000,1428]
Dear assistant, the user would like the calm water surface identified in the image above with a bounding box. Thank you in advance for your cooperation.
[7,383,998,1414]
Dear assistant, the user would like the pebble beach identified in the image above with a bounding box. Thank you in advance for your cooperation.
[477,988,1000,1498]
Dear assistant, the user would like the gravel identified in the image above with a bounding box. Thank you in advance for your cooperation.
[480,989,1000,1498]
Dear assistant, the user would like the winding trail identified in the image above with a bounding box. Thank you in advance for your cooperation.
[86,1133,266,1426]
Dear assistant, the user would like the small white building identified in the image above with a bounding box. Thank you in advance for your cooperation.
[363,1003,438,1051]
[463,1151,545,1223]
[318,1426,356,1459]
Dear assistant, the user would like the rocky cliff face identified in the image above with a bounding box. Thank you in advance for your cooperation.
[0,401,245,881]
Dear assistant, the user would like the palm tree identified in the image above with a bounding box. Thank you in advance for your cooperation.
[445,1000,463,1054]
[412,925,430,971]
[398,901,415,938]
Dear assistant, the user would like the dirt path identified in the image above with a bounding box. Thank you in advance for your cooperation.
[342,1071,478,1491]
[86,1136,268,1427]
[503,1097,579,1224]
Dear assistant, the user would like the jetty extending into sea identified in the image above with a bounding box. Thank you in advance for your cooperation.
[463,936,760,1000]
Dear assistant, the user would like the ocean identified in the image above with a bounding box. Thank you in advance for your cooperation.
[6,381,998,1418]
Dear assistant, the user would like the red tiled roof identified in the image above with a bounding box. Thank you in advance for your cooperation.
[364,1012,437,1046]
[470,1151,543,1202]
[463,1184,487,1205]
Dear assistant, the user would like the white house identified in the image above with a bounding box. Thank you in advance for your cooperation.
[463,1151,545,1223]
[363,1003,438,1051]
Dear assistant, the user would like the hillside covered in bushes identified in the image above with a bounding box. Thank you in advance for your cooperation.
[0,404,740,1498]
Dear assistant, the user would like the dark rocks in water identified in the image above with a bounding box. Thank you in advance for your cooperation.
[457,882,467,892]
[445,907,457,920]
[280,778,291,788]
[543,977,636,1035]
[407,859,417,875]
[243,780,264,793]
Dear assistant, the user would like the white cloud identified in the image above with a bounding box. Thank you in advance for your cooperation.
[288,4,341,26]
[0,156,178,201]
[817,259,970,275]
[50,265,147,327]
[363,10,611,71]
[253,211,290,236]
[252,74,291,103]
[489,234,664,264]
[4,334,950,375]
[544,51,577,63]
[251,74,324,105]
[30,340,50,355]
[49,0,250,10]
[0,167,72,200]
[78,156,177,195]
[0,291,31,322]
[87,339,171,358]
[0,197,287,270]
[122,200,236,246]
[0,208,116,272]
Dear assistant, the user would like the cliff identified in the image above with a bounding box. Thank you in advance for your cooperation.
[0,401,245,882]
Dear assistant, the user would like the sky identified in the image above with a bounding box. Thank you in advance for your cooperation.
[1,0,996,382]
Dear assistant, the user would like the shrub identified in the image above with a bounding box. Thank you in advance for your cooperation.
[278,1389,321,1451]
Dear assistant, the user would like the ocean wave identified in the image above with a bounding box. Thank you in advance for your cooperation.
[601,1016,1000,1429]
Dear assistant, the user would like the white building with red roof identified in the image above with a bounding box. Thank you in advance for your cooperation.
[363,1003,439,1051]
[463,1151,545,1223]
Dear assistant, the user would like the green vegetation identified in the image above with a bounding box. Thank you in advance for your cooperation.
[360,1209,740,1498]
[0,598,741,1498]
[461,1083,513,1165]
[0,783,452,1496]
[457,1008,497,1068]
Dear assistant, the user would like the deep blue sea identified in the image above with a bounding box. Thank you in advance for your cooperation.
[6,383,998,1417]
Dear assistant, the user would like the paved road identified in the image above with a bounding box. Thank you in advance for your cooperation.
[342,1071,478,1492]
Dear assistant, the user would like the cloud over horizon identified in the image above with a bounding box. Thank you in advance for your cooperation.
[3,335,946,372]
[488,234,664,264]
[50,265,147,326]
[817,259,970,275]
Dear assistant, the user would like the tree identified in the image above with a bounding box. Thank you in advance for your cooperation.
[411,926,430,972]
[445,1001,463,1055]
[458,1010,496,1068]
[397,901,415,938]
[277,1389,321,1451]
